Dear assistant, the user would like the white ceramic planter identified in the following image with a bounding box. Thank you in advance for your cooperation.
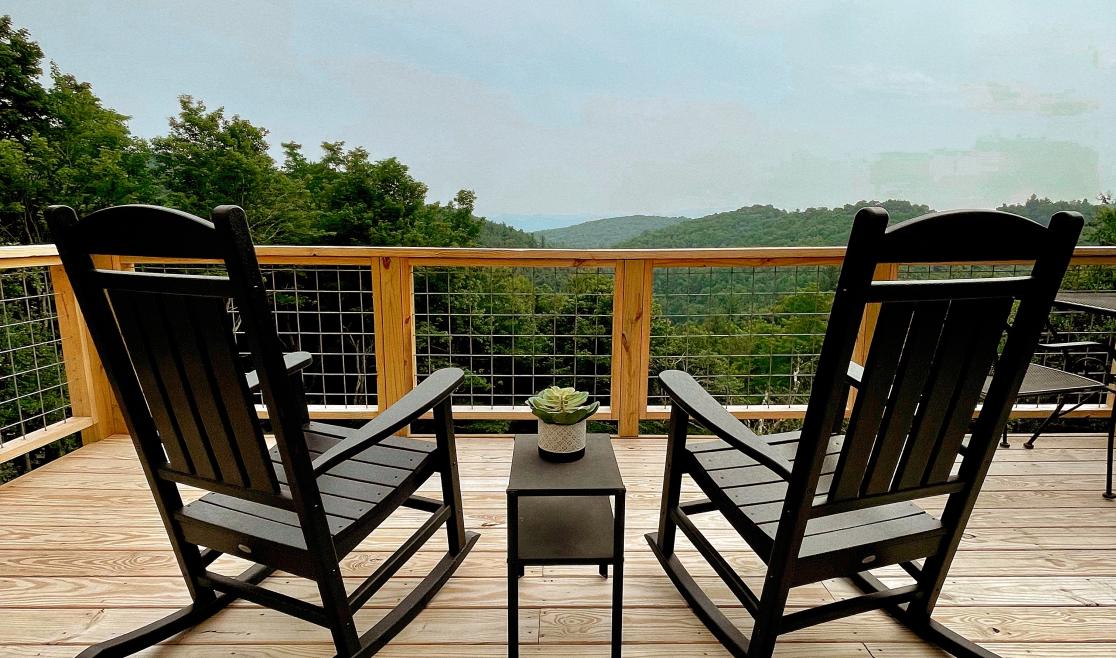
[537,419,587,462]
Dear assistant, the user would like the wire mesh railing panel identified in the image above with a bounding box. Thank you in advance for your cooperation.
[900,263,1116,406]
[1041,264,1116,404]
[649,266,839,407]
[262,267,376,408]
[135,265,376,408]
[414,266,614,408]
[0,267,70,447]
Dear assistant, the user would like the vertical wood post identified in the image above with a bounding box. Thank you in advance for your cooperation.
[50,264,121,443]
[612,260,653,437]
[373,256,416,429]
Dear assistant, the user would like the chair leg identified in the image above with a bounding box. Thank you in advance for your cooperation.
[746,586,789,658]
[656,406,689,556]
[1104,403,1115,499]
[317,567,361,656]
[77,563,273,657]
[433,399,468,554]
[1023,400,1065,449]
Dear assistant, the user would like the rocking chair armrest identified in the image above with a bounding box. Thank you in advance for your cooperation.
[245,351,314,392]
[658,370,794,480]
[311,367,464,476]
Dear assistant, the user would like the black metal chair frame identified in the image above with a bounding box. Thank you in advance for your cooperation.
[647,207,1082,658]
[996,330,1116,498]
[48,204,479,657]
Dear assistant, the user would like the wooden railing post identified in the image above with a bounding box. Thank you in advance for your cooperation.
[372,256,416,426]
[612,260,653,437]
[50,264,122,443]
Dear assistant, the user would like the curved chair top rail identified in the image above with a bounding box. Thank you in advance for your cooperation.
[46,204,243,260]
[871,207,1084,264]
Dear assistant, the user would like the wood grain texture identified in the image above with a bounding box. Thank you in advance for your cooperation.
[613,259,653,436]
[372,255,416,433]
[1,433,1114,654]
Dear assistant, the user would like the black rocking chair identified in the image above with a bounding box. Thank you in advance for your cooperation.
[48,204,479,657]
[647,207,1082,657]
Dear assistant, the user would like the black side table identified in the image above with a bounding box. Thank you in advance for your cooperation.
[506,433,626,657]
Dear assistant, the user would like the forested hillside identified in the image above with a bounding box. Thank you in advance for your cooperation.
[998,195,1098,232]
[477,221,540,247]
[535,214,688,247]
[618,201,931,248]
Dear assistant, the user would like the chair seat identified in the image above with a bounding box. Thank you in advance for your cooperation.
[687,433,944,582]
[178,422,437,573]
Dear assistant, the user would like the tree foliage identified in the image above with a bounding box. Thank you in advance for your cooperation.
[617,201,931,248]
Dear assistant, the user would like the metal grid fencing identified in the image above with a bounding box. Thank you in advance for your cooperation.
[648,266,839,407]
[1042,264,1116,404]
[135,264,377,408]
[899,263,1116,407]
[413,266,614,409]
[0,267,70,448]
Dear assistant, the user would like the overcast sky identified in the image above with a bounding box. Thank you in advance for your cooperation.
[9,1,1115,226]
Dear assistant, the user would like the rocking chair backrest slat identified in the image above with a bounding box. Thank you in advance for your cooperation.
[858,301,946,495]
[830,293,1015,502]
[47,204,303,509]
[107,288,277,492]
[797,208,1083,518]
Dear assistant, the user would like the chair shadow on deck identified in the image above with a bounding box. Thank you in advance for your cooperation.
[48,203,479,657]
[647,207,1083,657]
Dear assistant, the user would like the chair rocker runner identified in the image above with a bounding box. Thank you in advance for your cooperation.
[647,207,1082,657]
[48,204,479,657]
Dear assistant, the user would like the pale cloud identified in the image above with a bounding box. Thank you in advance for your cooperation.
[6,0,1114,218]
[870,137,1100,208]
[965,82,1100,117]
[829,63,951,98]
[1090,44,1116,70]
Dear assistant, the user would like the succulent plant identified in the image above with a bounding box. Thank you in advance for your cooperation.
[526,386,599,425]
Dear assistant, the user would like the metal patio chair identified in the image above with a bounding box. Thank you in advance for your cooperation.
[647,207,1082,657]
[48,204,479,657]
[993,345,1115,498]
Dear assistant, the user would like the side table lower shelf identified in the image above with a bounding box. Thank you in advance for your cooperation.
[506,434,626,658]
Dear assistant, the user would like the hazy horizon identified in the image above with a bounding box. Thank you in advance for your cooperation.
[8,2,1113,226]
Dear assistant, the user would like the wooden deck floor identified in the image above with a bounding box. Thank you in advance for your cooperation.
[1,433,1114,657]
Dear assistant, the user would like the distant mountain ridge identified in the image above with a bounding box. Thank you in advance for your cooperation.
[534,214,689,247]
[618,201,932,248]
[477,196,1102,249]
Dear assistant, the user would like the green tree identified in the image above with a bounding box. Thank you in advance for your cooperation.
[0,16,152,244]
[151,96,314,243]
[0,15,48,142]
[43,66,156,215]
[283,141,481,247]
[1088,195,1116,246]
[0,15,50,243]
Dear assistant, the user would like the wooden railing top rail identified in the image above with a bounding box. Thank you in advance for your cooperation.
[6,243,1116,268]
[2,240,1116,467]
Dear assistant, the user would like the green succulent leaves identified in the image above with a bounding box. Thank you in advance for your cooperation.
[526,386,599,425]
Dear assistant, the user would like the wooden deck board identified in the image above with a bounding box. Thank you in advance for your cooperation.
[1,434,1114,656]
